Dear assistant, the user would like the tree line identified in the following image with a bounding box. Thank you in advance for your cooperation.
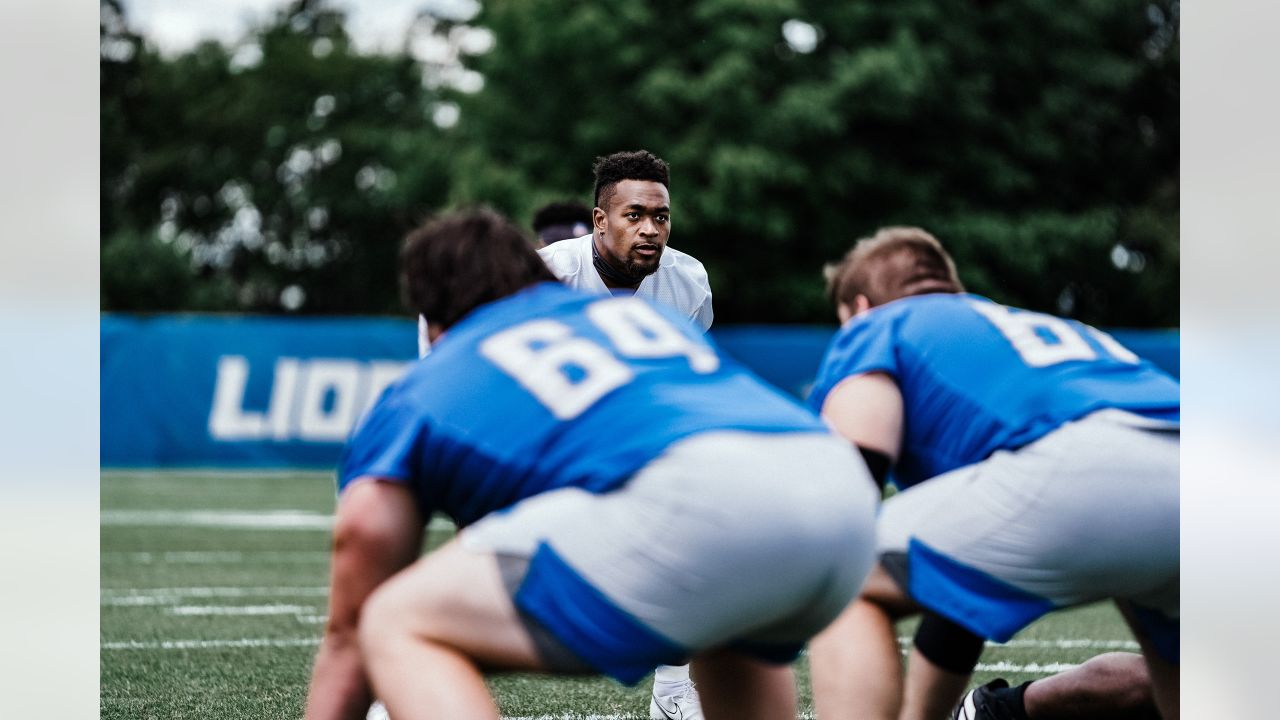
[101,0,1179,326]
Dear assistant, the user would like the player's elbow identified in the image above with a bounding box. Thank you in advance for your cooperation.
[325,504,411,635]
[330,483,415,557]
[332,507,387,556]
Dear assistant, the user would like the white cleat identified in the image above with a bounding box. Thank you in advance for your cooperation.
[649,680,704,720]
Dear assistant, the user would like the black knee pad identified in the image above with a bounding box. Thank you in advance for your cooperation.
[913,611,985,674]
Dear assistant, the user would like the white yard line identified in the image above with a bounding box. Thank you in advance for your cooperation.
[101,510,334,529]
[493,715,825,720]
[102,550,331,563]
[102,586,330,606]
[473,715,818,720]
[101,633,1112,676]
[896,635,1138,651]
[974,661,1080,673]
[102,637,321,650]
[101,509,456,531]
[986,638,1138,650]
[168,604,318,616]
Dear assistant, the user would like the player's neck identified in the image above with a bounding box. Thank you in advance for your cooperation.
[591,237,642,290]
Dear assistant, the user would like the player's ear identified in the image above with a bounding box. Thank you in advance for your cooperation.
[837,295,871,324]
[837,302,854,324]
[593,206,607,234]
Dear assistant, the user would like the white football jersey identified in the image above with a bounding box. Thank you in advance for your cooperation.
[538,234,714,331]
[419,234,713,357]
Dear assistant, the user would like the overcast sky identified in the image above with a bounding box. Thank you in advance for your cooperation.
[122,0,480,54]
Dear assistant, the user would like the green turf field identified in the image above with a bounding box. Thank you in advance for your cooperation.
[102,471,1140,719]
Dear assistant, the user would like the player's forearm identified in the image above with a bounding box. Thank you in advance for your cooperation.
[304,630,372,720]
[306,483,424,719]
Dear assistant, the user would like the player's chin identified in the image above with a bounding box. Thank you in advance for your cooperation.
[626,255,661,276]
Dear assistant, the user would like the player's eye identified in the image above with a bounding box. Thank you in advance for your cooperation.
[656,214,669,223]
[626,212,640,220]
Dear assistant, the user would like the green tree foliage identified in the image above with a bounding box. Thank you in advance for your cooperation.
[453,0,1178,326]
[102,0,1178,326]
[101,0,455,313]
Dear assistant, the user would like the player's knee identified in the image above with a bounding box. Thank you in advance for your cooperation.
[360,571,464,659]
[358,579,416,660]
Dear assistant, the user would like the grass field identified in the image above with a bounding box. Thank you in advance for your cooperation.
[102,471,1141,719]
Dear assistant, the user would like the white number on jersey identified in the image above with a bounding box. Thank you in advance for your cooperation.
[587,299,720,373]
[479,320,634,420]
[968,300,1139,368]
[480,298,719,420]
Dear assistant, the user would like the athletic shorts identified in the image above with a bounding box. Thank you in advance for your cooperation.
[878,410,1180,662]
[459,430,879,684]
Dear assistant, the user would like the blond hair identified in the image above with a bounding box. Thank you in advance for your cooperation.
[824,226,964,309]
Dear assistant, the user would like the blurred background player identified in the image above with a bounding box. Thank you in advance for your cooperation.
[531,200,593,247]
[304,209,879,720]
[805,227,1179,720]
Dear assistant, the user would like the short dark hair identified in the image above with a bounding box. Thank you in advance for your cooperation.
[824,227,964,309]
[532,201,593,244]
[593,150,670,209]
[400,209,558,331]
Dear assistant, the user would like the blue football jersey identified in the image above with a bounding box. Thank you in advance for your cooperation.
[807,294,1180,489]
[340,282,826,526]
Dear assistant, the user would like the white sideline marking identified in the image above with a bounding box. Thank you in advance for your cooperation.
[169,604,317,616]
[102,510,333,530]
[896,635,1139,651]
[504,716,634,720]
[101,510,456,532]
[387,711,806,720]
[103,637,321,650]
[102,551,331,564]
[991,638,1139,650]
[100,633,1096,676]
[102,586,329,606]
[975,661,1080,673]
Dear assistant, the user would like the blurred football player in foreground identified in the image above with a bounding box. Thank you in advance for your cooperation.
[411,151,715,719]
[303,209,879,720]
[806,227,1178,720]
[536,149,713,720]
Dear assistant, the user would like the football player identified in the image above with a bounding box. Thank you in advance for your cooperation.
[530,200,592,247]
[805,227,1179,720]
[303,210,879,720]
